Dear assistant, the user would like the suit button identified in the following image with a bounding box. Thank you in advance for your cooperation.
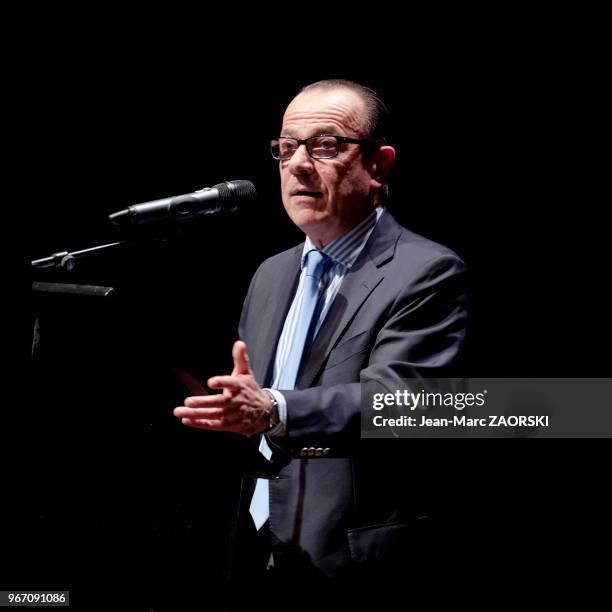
[307,447,317,457]
[299,448,308,457]
[314,448,323,457]
[322,448,330,456]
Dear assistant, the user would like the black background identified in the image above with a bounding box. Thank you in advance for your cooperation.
[8,25,610,610]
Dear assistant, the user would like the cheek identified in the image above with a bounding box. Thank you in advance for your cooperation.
[342,165,370,197]
[279,166,289,187]
[318,164,345,194]
[324,173,356,202]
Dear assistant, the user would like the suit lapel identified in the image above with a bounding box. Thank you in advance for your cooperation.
[298,255,383,388]
[251,245,303,387]
[297,210,403,389]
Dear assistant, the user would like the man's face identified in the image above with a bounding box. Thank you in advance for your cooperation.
[279,87,377,246]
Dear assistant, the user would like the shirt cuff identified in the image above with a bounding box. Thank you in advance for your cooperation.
[264,388,287,437]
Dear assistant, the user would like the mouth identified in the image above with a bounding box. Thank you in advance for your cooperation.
[291,190,323,198]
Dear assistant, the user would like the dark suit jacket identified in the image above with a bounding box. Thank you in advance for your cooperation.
[238,210,467,579]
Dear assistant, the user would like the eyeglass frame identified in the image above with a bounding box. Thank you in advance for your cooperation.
[270,134,378,160]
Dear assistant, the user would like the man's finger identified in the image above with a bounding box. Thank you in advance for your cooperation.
[180,418,249,436]
[183,394,231,408]
[231,340,253,376]
[180,418,225,429]
[207,376,243,391]
[174,406,225,419]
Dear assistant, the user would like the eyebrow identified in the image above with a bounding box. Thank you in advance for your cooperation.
[281,126,338,138]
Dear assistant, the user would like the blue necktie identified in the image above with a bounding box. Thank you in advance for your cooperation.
[249,250,331,529]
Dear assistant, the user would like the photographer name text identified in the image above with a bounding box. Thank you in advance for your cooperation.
[372,414,549,428]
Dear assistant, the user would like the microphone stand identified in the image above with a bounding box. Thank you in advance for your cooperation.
[30,231,174,357]
[31,241,125,272]
[30,227,181,295]
[30,234,171,273]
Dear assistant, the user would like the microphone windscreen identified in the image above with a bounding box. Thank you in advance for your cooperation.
[214,180,257,207]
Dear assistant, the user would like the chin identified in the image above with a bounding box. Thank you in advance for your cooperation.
[287,207,329,233]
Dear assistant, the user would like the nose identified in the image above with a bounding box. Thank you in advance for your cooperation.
[286,143,314,176]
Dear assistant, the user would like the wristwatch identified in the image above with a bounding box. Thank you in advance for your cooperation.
[263,389,280,431]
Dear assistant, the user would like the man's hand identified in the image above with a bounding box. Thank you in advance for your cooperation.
[173,341,272,436]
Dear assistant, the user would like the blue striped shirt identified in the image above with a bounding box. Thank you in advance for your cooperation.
[267,206,384,435]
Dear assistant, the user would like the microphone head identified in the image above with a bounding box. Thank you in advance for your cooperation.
[107,180,256,227]
[214,180,257,209]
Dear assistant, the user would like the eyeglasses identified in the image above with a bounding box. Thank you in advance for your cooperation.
[270,135,374,160]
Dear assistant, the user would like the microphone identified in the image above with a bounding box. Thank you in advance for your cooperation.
[108,180,256,226]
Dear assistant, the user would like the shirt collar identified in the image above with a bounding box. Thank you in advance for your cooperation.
[301,207,385,270]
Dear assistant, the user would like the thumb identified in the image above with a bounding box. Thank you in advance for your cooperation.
[232,340,253,376]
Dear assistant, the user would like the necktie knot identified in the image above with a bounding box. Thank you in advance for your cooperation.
[305,250,331,282]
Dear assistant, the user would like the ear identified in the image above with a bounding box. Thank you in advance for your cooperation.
[368,146,396,190]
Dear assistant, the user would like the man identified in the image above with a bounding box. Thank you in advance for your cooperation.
[174,80,467,608]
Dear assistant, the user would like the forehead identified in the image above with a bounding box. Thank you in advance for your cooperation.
[281,88,366,137]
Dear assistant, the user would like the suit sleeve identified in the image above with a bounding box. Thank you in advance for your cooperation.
[278,253,467,456]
